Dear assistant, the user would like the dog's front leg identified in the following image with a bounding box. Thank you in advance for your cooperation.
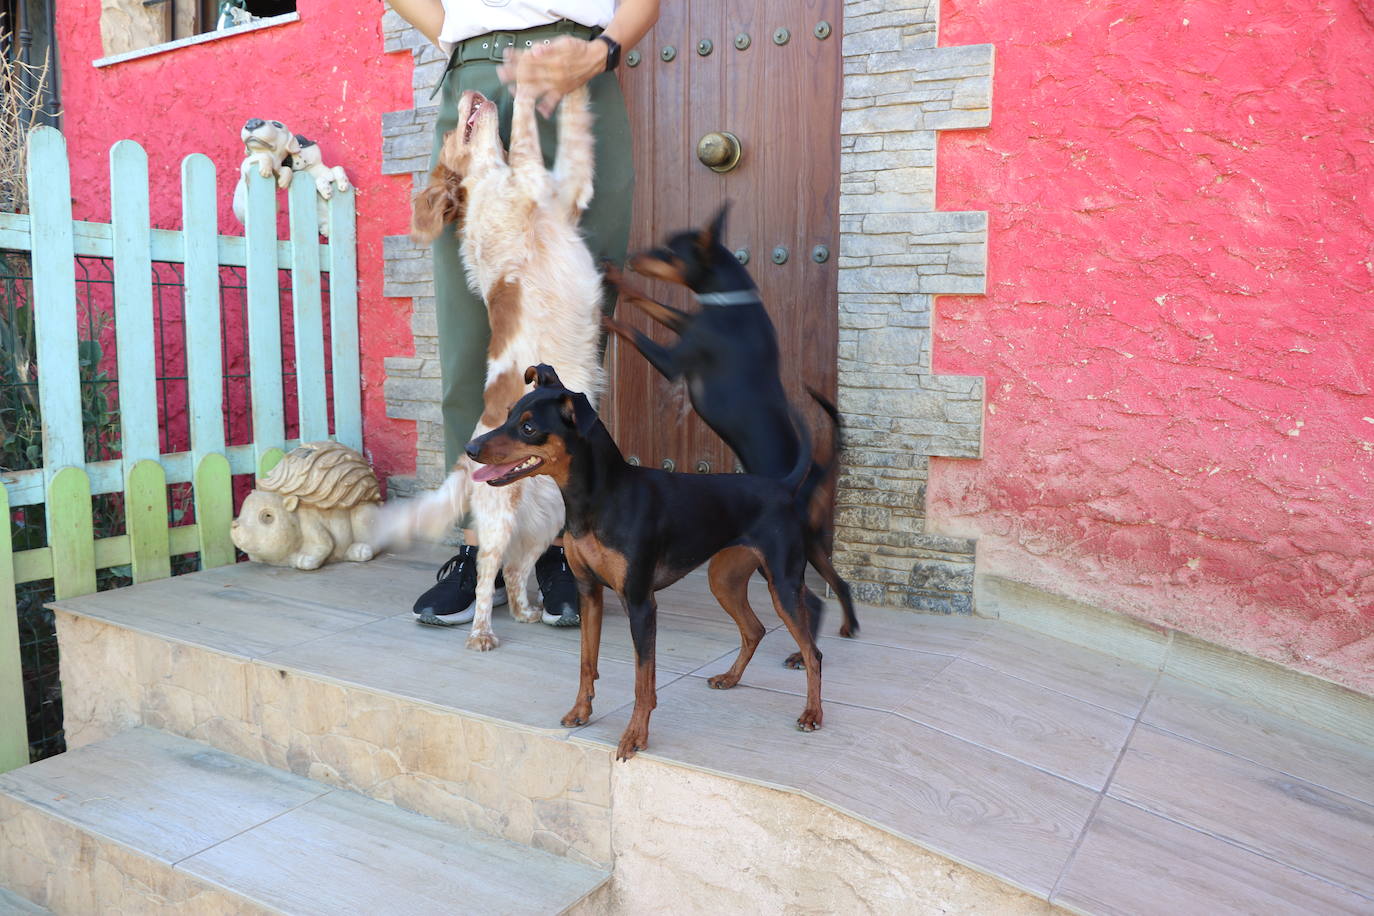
[507,87,547,194]
[561,581,604,727]
[467,529,510,651]
[617,595,658,761]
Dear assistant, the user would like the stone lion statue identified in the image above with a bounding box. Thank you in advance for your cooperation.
[230,441,381,570]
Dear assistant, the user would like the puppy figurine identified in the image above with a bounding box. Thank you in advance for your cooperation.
[291,136,351,237]
[232,117,298,228]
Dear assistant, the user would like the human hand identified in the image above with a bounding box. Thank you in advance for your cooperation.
[498,36,608,118]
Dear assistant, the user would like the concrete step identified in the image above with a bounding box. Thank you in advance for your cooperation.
[0,886,50,913]
[0,727,608,915]
[49,546,773,868]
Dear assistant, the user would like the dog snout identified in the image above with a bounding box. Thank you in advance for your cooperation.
[465,440,483,461]
[244,118,265,131]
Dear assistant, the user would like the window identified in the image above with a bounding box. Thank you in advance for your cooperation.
[99,0,298,60]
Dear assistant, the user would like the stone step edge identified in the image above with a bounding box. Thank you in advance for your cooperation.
[53,612,1041,912]
[0,728,610,916]
[55,608,619,869]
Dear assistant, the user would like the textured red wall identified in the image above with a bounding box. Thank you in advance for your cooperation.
[930,0,1374,692]
[57,0,416,482]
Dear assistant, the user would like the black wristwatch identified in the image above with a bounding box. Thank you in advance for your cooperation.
[596,34,622,72]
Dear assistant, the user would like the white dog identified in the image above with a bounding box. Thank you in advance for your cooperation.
[371,85,603,651]
[231,120,349,237]
[291,137,351,237]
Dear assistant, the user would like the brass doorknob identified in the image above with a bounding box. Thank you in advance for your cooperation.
[696,131,742,173]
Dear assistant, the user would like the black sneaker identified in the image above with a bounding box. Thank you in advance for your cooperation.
[537,545,580,627]
[413,545,508,627]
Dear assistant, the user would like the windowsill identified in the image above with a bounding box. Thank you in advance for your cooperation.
[93,11,300,68]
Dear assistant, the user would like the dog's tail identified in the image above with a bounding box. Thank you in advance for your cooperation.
[366,462,473,552]
[783,404,815,496]
[796,388,842,518]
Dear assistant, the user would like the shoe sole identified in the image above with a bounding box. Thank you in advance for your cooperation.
[414,589,506,628]
[541,610,581,627]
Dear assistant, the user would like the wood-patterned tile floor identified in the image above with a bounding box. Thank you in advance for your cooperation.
[59,546,1374,914]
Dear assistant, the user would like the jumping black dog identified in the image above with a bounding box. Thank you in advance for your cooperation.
[465,364,824,761]
[604,205,859,664]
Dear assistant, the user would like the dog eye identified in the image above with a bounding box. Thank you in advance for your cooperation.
[520,422,535,436]
[260,510,274,523]
[271,121,283,128]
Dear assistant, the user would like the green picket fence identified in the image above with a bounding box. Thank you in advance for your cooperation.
[0,127,361,772]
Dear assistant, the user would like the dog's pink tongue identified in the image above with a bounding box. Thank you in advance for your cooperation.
[472,460,519,483]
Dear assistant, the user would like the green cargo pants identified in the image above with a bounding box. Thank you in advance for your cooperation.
[431,22,634,468]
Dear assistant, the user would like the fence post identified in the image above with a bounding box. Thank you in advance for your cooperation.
[48,467,96,601]
[181,153,235,568]
[288,174,328,442]
[244,169,285,477]
[111,140,171,583]
[328,188,361,452]
[25,127,84,481]
[0,485,28,772]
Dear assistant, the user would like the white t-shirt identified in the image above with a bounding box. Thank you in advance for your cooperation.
[438,1,615,52]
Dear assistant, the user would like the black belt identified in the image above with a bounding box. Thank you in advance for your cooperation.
[432,20,601,99]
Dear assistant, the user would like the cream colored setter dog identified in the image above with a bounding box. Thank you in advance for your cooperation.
[372,86,603,651]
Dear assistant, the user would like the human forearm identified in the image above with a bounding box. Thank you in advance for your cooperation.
[602,0,660,54]
[385,0,445,46]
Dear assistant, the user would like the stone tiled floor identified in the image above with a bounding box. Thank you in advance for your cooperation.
[58,546,1374,914]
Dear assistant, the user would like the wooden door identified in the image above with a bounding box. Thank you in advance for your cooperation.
[606,1,841,475]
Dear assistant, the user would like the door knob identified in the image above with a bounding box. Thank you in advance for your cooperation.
[696,131,742,173]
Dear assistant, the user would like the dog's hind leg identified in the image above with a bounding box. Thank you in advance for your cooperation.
[784,587,827,670]
[809,539,859,638]
[705,548,767,689]
[758,547,824,731]
[504,549,542,624]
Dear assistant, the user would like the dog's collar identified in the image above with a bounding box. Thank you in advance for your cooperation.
[695,289,761,307]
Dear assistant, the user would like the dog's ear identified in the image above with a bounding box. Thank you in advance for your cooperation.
[524,364,564,388]
[697,202,730,252]
[411,165,465,243]
[559,392,599,435]
[285,132,302,155]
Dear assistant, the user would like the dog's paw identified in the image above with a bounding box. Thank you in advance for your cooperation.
[796,708,823,732]
[783,651,805,670]
[615,727,648,762]
[560,704,592,728]
[465,630,500,652]
[706,673,740,689]
[345,542,374,563]
[511,604,542,624]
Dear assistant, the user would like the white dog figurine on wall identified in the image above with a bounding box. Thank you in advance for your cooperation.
[292,137,351,236]
[231,118,350,237]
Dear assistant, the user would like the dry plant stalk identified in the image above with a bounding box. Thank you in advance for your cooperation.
[0,38,53,213]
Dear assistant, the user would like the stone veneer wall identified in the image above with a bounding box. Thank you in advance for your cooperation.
[833,0,992,612]
[379,12,452,495]
[377,4,994,613]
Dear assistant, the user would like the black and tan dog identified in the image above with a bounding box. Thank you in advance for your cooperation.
[465,364,824,761]
[603,205,859,664]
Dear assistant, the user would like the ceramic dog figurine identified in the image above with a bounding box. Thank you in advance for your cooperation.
[231,117,298,228]
[291,137,351,237]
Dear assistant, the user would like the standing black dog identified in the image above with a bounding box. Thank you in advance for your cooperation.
[465,365,824,761]
[604,205,860,662]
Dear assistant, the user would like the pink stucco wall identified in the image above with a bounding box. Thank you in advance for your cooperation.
[930,0,1374,691]
[57,0,416,482]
